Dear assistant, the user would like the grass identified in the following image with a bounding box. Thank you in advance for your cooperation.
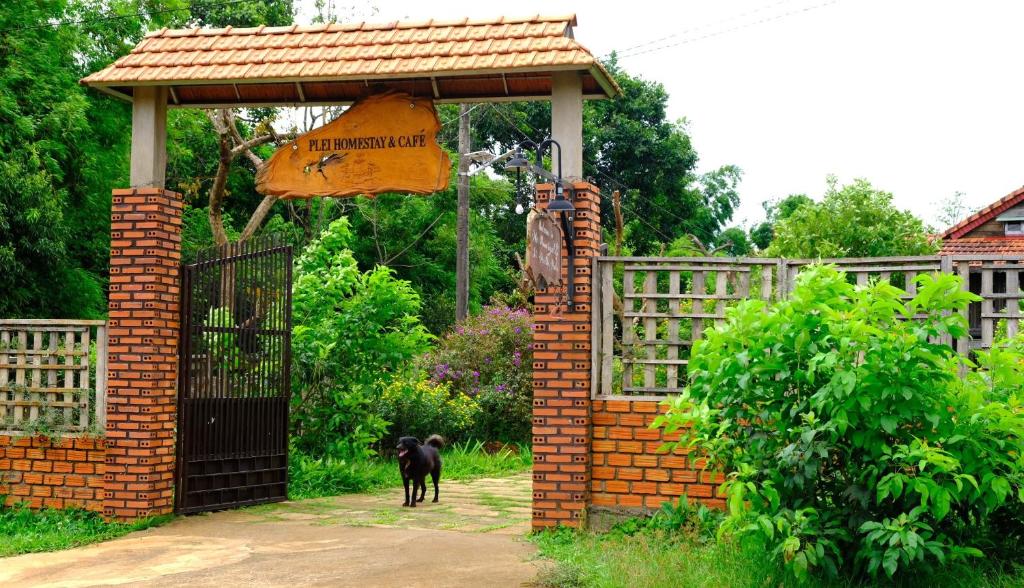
[288,439,532,500]
[531,526,1024,588]
[0,502,171,558]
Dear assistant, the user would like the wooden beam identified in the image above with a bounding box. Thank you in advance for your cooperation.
[431,77,440,99]
[295,82,306,102]
[130,86,168,189]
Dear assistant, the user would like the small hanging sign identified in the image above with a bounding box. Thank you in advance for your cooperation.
[526,209,563,290]
[256,91,451,199]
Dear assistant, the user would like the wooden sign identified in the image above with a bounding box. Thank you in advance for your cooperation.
[526,210,563,289]
[256,92,450,199]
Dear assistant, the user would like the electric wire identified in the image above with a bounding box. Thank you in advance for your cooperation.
[609,0,801,57]
[617,0,843,59]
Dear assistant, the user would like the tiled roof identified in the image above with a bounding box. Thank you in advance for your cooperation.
[939,237,1024,255]
[80,14,620,105]
[941,185,1024,239]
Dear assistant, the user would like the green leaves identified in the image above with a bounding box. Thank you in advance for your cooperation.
[653,264,1024,582]
[766,177,938,259]
[290,219,434,459]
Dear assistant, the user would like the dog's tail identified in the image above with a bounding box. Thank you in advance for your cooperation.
[425,434,445,449]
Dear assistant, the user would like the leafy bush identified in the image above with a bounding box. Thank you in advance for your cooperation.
[290,218,433,459]
[471,386,533,444]
[419,305,533,443]
[655,265,1024,582]
[374,376,480,448]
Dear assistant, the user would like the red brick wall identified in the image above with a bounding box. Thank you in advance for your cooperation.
[0,435,106,511]
[532,182,601,529]
[591,399,724,511]
[105,188,182,519]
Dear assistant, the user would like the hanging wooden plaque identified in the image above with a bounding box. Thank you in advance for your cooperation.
[526,209,563,289]
[256,91,451,199]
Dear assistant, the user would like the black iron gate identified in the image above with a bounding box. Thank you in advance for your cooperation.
[175,237,292,514]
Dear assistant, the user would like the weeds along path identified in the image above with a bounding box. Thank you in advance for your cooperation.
[1,473,539,587]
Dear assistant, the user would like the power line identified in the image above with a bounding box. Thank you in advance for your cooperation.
[617,0,842,59]
[0,0,265,34]
[609,0,801,57]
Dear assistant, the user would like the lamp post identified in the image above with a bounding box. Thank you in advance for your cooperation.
[505,138,577,307]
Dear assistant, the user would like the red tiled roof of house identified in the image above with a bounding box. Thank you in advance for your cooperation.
[939,237,1024,256]
[941,185,1024,240]
[80,14,620,106]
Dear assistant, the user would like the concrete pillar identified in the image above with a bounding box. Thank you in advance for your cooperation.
[531,181,601,529]
[130,86,168,189]
[551,72,584,180]
[104,188,182,519]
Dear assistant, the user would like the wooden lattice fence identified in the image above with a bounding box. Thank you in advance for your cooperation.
[593,255,1024,399]
[0,320,108,435]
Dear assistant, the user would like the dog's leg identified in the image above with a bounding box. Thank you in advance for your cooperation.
[431,468,440,503]
[410,479,419,507]
[417,477,426,502]
[402,476,411,507]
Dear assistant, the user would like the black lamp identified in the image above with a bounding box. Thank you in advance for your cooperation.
[504,137,577,307]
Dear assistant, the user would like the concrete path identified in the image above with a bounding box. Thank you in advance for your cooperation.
[1,473,541,588]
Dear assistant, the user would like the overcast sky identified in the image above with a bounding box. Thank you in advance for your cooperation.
[296,0,1024,230]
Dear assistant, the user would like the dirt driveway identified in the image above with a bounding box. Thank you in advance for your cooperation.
[1,473,541,587]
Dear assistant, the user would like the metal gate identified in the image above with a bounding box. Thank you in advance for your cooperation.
[175,236,292,514]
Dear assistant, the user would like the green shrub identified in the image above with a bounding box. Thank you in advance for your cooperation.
[472,386,532,444]
[654,265,1024,582]
[290,218,433,459]
[374,376,480,447]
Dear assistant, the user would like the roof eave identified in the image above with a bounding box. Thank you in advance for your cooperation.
[81,63,621,101]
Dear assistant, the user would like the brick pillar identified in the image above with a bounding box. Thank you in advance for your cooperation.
[532,181,601,528]
[104,188,182,519]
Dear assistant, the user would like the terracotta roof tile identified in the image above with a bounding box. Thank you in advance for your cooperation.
[80,13,619,97]
[939,237,1024,256]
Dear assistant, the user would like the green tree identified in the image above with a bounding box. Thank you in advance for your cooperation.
[468,58,741,255]
[717,227,752,256]
[750,194,813,251]
[344,168,517,334]
[767,178,936,258]
[0,0,144,318]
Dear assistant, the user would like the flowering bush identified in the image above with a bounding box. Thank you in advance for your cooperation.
[419,305,533,443]
[374,376,480,448]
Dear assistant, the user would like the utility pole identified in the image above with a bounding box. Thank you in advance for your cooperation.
[455,104,471,322]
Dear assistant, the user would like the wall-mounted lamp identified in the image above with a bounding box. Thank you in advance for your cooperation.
[504,137,577,307]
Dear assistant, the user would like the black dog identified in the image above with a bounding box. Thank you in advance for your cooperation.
[396,435,443,507]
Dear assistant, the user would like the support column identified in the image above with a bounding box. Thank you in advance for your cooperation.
[532,181,601,528]
[104,188,182,519]
[130,86,168,189]
[551,71,584,180]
